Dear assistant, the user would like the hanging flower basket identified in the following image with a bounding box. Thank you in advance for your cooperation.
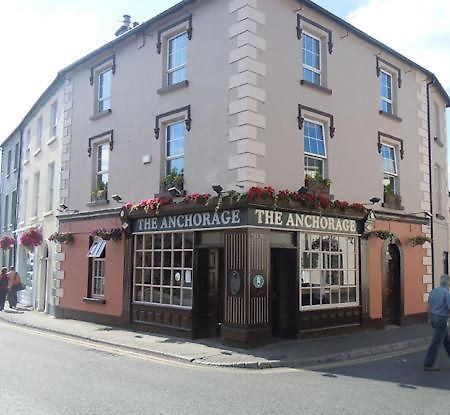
[409,235,431,247]
[48,232,74,244]
[19,227,43,250]
[363,230,394,241]
[91,227,122,241]
[0,236,15,251]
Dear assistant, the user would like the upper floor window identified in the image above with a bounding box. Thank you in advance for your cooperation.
[98,68,112,113]
[50,102,58,138]
[302,33,321,86]
[10,190,16,227]
[380,70,393,114]
[13,142,19,170]
[33,172,40,218]
[303,120,326,178]
[20,180,28,223]
[88,238,106,298]
[47,163,55,212]
[166,121,185,175]
[6,150,12,175]
[3,195,9,229]
[37,116,43,149]
[25,129,31,161]
[167,32,187,86]
[381,144,397,192]
[91,142,109,202]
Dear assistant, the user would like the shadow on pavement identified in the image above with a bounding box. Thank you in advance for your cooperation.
[310,348,450,391]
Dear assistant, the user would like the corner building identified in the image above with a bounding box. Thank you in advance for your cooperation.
[50,0,449,347]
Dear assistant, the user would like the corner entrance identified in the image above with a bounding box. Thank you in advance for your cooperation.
[196,249,224,337]
[383,244,401,325]
[271,248,297,339]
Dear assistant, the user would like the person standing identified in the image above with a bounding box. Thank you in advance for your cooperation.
[0,268,8,311]
[7,266,22,309]
[423,274,450,371]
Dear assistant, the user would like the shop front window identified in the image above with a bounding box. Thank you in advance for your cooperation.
[133,232,193,308]
[300,233,358,309]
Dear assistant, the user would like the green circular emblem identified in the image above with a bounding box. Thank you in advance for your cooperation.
[252,274,265,289]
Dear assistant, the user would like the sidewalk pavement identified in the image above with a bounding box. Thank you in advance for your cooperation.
[0,305,432,369]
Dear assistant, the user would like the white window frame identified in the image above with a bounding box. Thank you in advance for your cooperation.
[13,142,19,171]
[167,31,187,86]
[303,118,327,178]
[6,150,12,175]
[435,164,443,215]
[300,233,359,310]
[97,67,112,113]
[381,143,398,192]
[302,31,322,85]
[50,102,58,138]
[95,142,109,187]
[3,195,9,230]
[10,190,16,227]
[165,120,185,175]
[21,180,28,223]
[380,69,393,114]
[47,163,55,212]
[91,258,106,298]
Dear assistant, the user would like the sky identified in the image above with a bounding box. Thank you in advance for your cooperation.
[0,0,449,142]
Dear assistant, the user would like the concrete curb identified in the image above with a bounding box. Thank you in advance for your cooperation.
[0,314,431,370]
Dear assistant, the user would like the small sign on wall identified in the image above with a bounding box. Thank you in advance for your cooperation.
[228,270,241,296]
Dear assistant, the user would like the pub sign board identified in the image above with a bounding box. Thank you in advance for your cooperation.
[132,208,359,235]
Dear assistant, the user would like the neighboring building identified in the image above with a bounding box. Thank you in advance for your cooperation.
[4,0,449,347]
[14,77,64,312]
[0,128,21,267]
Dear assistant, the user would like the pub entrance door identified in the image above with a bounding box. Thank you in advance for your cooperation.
[271,248,297,339]
[383,244,401,325]
[196,249,224,337]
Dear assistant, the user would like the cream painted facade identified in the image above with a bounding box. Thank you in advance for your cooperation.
[16,82,64,313]
[59,0,448,293]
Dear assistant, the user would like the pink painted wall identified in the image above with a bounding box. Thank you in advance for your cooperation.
[368,219,427,320]
[60,217,125,316]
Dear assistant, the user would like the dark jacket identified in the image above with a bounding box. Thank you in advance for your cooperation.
[0,275,8,290]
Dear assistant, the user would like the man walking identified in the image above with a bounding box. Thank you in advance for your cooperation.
[423,274,450,371]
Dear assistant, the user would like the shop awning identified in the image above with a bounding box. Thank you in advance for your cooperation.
[87,239,106,258]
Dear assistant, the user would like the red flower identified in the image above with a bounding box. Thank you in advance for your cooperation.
[0,236,15,250]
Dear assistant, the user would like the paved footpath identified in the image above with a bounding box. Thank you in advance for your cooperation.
[0,305,432,369]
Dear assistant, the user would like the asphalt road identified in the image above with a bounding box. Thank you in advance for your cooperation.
[0,320,448,415]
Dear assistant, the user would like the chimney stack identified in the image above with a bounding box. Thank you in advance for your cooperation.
[114,14,132,37]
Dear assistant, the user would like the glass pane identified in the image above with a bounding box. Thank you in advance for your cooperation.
[135,235,143,251]
[184,233,194,249]
[172,288,181,306]
[135,251,143,267]
[143,269,151,285]
[182,289,192,307]
[162,288,171,304]
[135,270,142,284]
[154,234,162,249]
[173,270,182,286]
[143,287,151,303]
[134,286,142,302]
[153,251,161,267]
[311,235,321,250]
[153,269,161,285]
[174,251,182,267]
[163,269,171,286]
[301,289,311,306]
[311,288,321,305]
[167,158,184,175]
[163,251,172,267]
[184,251,193,268]
[153,287,161,303]
[144,251,152,267]
[144,235,152,250]
[349,287,357,302]
[184,270,192,287]
[173,233,183,249]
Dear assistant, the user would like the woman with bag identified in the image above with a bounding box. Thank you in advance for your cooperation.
[7,266,22,309]
[0,268,8,311]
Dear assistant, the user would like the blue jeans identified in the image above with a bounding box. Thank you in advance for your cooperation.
[424,314,450,368]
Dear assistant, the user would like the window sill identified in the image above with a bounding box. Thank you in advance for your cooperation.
[379,110,402,122]
[86,199,110,207]
[43,210,54,218]
[6,173,10,178]
[33,148,42,157]
[381,203,404,210]
[82,297,105,305]
[30,216,38,222]
[17,221,24,227]
[47,136,57,146]
[23,159,30,166]
[12,168,17,174]
[157,80,189,95]
[90,109,112,121]
[434,137,444,147]
[300,80,332,95]
[435,213,445,221]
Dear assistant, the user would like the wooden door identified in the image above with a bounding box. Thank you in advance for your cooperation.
[197,249,220,337]
[383,244,401,325]
[272,249,297,339]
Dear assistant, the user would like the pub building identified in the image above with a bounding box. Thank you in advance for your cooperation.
[56,194,429,348]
